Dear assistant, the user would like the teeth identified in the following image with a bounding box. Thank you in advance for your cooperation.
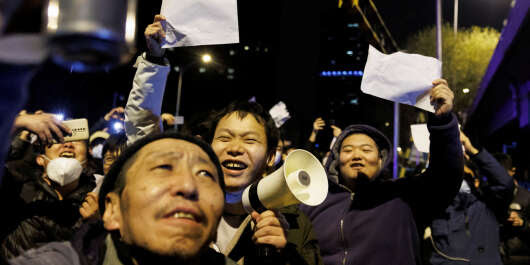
[223,161,246,170]
[60,152,75,158]
[173,212,196,220]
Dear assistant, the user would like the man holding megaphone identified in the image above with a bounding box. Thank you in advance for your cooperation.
[121,16,323,265]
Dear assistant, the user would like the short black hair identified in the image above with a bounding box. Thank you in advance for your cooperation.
[202,101,280,157]
[102,133,127,158]
[98,131,225,215]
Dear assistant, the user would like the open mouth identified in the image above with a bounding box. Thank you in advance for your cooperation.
[164,209,202,223]
[350,162,364,168]
[59,151,75,158]
[222,160,248,171]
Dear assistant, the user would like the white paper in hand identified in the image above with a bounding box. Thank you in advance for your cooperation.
[410,124,430,153]
[269,101,290,128]
[161,0,239,48]
[361,45,441,112]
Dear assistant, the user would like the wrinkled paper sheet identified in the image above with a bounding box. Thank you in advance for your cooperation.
[269,101,290,128]
[361,45,441,113]
[161,0,239,48]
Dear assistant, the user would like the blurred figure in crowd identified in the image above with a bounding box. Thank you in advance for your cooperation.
[0,112,98,259]
[424,131,514,265]
[494,153,530,265]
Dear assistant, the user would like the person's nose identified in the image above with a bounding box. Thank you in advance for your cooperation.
[226,140,245,157]
[169,165,199,201]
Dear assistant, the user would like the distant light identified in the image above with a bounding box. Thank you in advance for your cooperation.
[349,98,359,105]
[54,113,65,121]
[346,50,353,55]
[397,147,402,152]
[201,54,212,63]
[173,66,180,72]
[462,88,470,94]
[244,46,249,51]
[199,67,206,73]
[330,59,336,65]
[347,23,359,28]
[227,68,235,74]
[385,122,390,127]
[227,75,234,80]
[229,50,236,56]
[47,0,59,31]
[113,121,123,132]
[264,48,269,52]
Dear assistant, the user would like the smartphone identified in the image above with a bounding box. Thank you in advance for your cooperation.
[62,118,90,142]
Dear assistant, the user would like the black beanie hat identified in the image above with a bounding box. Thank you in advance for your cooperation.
[98,131,224,215]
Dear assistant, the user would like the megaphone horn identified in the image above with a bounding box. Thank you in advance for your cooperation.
[242,149,328,213]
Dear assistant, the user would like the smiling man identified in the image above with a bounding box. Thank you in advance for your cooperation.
[7,132,234,265]
[0,113,96,259]
[300,79,464,265]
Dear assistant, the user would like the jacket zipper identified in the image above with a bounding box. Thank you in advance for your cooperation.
[339,190,355,265]
[341,218,347,265]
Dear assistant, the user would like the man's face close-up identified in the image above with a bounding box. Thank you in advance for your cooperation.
[339,133,382,181]
[44,140,88,164]
[211,112,269,193]
[106,139,224,259]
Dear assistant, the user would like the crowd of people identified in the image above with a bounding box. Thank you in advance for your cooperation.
[0,14,528,265]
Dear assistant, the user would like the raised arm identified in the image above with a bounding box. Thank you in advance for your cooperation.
[124,15,170,145]
[463,131,514,215]
[407,79,464,218]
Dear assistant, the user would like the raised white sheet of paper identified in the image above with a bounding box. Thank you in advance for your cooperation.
[361,45,441,113]
[161,0,239,48]
[410,124,430,153]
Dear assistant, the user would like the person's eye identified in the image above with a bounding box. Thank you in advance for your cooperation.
[245,138,257,144]
[342,148,352,153]
[197,170,215,180]
[362,149,373,153]
[155,164,172,171]
[216,136,231,142]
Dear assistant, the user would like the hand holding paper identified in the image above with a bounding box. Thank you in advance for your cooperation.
[145,15,166,58]
[430,78,454,116]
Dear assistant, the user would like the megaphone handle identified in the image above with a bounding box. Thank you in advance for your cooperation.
[257,244,276,257]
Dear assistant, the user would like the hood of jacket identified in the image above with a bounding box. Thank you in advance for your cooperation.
[324,124,392,185]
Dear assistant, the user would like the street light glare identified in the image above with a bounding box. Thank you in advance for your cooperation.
[202,54,212,63]
[462,88,470,94]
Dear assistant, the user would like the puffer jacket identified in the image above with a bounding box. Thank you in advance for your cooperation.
[301,113,463,265]
[0,161,95,259]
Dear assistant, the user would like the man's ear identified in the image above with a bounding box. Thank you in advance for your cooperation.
[102,192,122,232]
[36,155,46,167]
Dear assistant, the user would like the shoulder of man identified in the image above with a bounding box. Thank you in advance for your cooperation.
[8,242,81,265]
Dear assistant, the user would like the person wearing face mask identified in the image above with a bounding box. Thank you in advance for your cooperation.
[0,115,97,259]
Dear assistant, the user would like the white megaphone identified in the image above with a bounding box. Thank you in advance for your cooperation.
[242,149,328,213]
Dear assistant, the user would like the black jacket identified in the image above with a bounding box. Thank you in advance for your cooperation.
[0,161,95,259]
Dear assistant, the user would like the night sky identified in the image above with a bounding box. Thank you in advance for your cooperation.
[20,0,514,147]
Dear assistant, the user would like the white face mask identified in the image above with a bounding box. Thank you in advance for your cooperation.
[45,157,83,186]
[91,144,104,159]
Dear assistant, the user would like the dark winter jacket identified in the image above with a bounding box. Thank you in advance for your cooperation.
[501,184,530,265]
[301,113,464,265]
[7,221,236,265]
[0,161,95,259]
[226,205,322,265]
[427,149,514,265]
